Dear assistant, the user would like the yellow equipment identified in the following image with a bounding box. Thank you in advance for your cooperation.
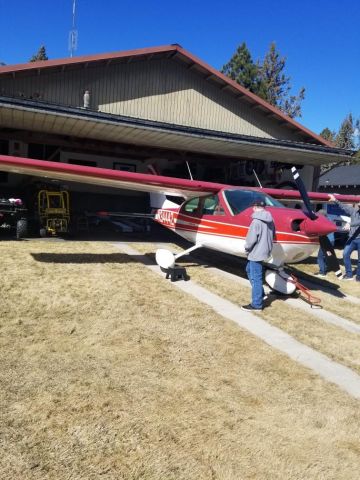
[38,190,70,236]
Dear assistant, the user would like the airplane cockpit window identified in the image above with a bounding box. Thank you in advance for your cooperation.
[224,190,284,215]
[182,195,225,215]
[201,195,225,215]
[183,197,200,213]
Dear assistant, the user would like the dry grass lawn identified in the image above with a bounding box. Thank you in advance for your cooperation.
[135,242,360,377]
[288,252,360,323]
[150,242,360,321]
[1,239,360,479]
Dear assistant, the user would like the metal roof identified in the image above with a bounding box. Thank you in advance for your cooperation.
[0,96,352,166]
[0,44,333,148]
[319,165,360,187]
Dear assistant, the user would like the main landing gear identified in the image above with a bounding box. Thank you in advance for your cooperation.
[264,268,297,295]
[265,267,321,307]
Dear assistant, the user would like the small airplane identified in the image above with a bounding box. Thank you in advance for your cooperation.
[1,154,359,295]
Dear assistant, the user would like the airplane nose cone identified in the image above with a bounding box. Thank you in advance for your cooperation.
[301,215,337,236]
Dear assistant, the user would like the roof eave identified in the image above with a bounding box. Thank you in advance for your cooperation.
[0,96,351,167]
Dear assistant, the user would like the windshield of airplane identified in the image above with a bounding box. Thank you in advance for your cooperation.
[224,189,284,215]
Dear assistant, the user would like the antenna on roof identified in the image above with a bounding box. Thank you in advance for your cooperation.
[186,161,194,181]
[68,0,78,57]
[253,169,263,188]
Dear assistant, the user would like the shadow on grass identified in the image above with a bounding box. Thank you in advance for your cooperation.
[188,249,349,300]
[31,252,141,264]
[287,266,347,298]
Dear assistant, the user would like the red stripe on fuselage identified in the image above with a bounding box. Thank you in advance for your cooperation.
[155,209,319,244]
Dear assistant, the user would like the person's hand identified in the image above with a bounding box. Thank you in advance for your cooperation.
[328,194,336,202]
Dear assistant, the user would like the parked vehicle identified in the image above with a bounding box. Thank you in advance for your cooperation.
[37,190,70,236]
[0,197,28,239]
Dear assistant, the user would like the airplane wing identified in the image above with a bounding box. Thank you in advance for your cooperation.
[1,154,359,204]
[0,155,223,199]
[260,187,360,204]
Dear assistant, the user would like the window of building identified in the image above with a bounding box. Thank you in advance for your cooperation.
[68,159,97,167]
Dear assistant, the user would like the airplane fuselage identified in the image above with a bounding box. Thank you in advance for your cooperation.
[154,206,318,266]
[153,187,337,267]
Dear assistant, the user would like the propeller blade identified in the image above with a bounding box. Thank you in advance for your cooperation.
[291,166,317,220]
[319,236,343,279]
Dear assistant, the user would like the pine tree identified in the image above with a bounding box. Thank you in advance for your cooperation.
[354,119,360,161]
[319,127,336,143]
[29,45,48,62]
[259,42,305,118]
[221,43,262,93]
[335,113,354,149]
[354,119,360,151]
[320,115,358,173]
[222,42,305,118]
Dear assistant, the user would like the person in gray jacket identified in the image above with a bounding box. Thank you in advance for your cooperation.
[242,200,275,311]
[329,194,360,281]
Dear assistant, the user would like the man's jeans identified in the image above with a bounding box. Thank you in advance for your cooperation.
[246,260,264,309]
[343,238,360,278]
[317,238,335,275]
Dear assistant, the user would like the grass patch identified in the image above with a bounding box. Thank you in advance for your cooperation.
[1,239,360,479]
[288,253,360,323]
[134,242,360,376]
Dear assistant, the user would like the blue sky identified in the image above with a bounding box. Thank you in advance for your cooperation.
[0,0,359,136]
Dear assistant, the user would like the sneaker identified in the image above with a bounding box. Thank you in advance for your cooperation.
[342,275,354,281]
[314,272,326,278]
[241,304,262,311]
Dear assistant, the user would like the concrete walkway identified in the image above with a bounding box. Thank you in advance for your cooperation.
[114,242,360,400]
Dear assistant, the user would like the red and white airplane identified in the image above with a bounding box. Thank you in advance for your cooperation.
[1,154,359,294]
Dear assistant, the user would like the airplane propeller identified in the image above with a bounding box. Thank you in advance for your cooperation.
[291,167,343,279]
[290,167,317,220]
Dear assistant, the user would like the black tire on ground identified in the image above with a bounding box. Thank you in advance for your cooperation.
[16,219,28,239]
[39,228,47,238]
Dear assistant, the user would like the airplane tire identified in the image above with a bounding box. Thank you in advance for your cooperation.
[265,269,297,295]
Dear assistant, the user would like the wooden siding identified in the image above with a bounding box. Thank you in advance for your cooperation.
[0,58,299,142]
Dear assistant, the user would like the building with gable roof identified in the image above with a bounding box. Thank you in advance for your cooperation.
[0,44,353,217]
